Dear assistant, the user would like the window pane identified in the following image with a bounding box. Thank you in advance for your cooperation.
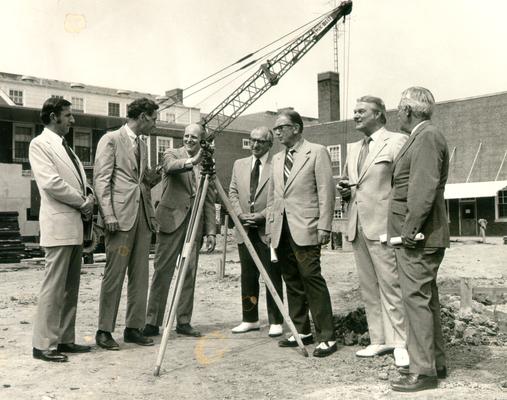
[9,89,23,105]
[499,190,507,218]
[108,102,120,117]
[71,97,84,113]
[74,131,91,162]
[13,125,33,160]
[157,137,173,163]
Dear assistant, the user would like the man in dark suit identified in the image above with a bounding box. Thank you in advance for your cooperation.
[94,97,160,350]
[143,123,216,338]
[29,97,94,362]
[229,126,284,337]
[388,87,450,392]
[267,110,336,358]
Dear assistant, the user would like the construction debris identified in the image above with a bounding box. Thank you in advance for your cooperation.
[0,212,25,263]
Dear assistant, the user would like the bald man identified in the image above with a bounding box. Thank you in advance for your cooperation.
[144,124,216,338]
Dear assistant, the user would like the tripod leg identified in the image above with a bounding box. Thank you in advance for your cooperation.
[154,174,211,376]
[214,178,308,357]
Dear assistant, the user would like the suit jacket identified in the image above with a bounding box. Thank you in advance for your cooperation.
[29,128,89,247]
[93,126,157,232]
[267,139,335,248]
[387,121,450,248]
[229,154,272,244]
[344,128,408,241]
[156,146,216,236]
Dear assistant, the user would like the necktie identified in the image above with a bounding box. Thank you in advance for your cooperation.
[62,138,84,190]
[134,136,141,169]
[284,149,295,184]
[357,136,372,175]
[250,158,261,212]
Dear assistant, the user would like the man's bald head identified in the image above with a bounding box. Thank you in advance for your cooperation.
[183,123,204,156]
[185,123,204,139]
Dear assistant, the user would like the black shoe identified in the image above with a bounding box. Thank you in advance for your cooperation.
[143,324,160,337]
[278,335,314,348]
[57,343,92,353]
[176,323,201,337]
[33,348,68,363]
[391,374,438,392]
[313,341,338,358]
[96,330,120,350]
[398,366,447,380]
[124,328,154,346]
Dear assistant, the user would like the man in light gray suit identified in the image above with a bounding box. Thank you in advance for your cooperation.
[267,110,336,358]
[229,126,284,337]
[338,96,408,367]
[29,97,94,362]
[143,123,216,338]
[94,97,160,350]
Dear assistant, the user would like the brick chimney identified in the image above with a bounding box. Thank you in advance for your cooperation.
[165,88,183,104]
[318,71,340,122]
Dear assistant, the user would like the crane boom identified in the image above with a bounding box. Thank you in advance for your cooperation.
[201,1,352,139]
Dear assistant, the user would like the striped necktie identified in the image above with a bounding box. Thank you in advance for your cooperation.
[357,136,372,175]
[284,149,295,184]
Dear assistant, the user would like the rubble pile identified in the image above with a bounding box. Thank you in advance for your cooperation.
[333,294,507,347]
[0,212,25,263]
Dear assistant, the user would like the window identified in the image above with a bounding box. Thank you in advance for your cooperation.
[496,189,507,220]
[9,89,23,105]
[165,113,175,123]
[108,102,120,117]
[242,138,250,149]
[13,124,34,162]
[73,130,91,164]
[71,97,84,113]
[51,95,64,99]
[327,144,341,176]
[156,137,174,164]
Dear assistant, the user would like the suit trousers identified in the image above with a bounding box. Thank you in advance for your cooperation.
[237,229,284,324]
[33,245,82,350]
[98,202,151,332]
[352,221,406,347]
[277,217,335,342]
[146,212,202,327]
[395,247,446,376]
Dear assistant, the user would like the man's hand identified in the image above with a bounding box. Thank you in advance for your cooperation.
[80,195,94,219]
[318,229,331,245]
[190,149,203,165]
[238,213,250,224]
[242,212,265,228]
[104,216,119,233]
[401,236,417,249]
[205,235,216,253]
[337,178,352,201]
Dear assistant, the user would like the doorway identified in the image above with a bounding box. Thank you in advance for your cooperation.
[459,199,477,236]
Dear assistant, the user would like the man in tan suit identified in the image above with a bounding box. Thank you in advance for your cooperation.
[143,123,216,338]
[267,110,336,357]
[337,96,408,367]
[29,97,94,362]
[94,97,160,350]
[229,126,284,337]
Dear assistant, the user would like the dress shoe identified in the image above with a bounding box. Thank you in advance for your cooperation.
[398,366,447,379]
[231,321,260,334]
[57,343,91,353]
[393,347,409,367]
[143,324,160,337]
[355,344,394,358]
[391,373,438,392]
[278,334,314,347]
[124,328,154,346]
[313,341,337,358]
[33,348,68,362]
[268,324,283,337]
[176,323,201,337]
[96,330,120,350]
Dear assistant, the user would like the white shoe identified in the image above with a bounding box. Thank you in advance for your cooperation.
[231,321,260,334]
[268,324,283,337]
[355,344,394,358]
[393,347,410,367]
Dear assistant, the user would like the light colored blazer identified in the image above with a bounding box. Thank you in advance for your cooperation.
[156,147,216,236]
[267,139,335,248]
[93,126,157,232]
[228,154,272,244]
[344,127,408,241]
[29,128,88,247]
[387,121,450,248]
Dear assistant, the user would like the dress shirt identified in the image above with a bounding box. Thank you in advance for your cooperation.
[124,124,138,145]
[366,126,385,151]
[411,121,427,136]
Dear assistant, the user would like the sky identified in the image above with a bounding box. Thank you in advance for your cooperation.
[2,0,507,119]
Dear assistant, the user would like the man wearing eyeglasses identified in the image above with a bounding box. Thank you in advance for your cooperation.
[229,126,284,338]
[94,97,160,350]
[267,110,337,357]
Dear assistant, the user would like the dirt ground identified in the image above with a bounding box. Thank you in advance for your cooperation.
[0,236,506,400]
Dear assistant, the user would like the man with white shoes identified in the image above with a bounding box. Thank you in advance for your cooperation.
[337,96,409,368]
[229,127,284,338]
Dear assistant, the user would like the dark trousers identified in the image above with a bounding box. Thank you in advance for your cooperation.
[277,218,335,342]
[395,247,446,376]
[237,230,284,324]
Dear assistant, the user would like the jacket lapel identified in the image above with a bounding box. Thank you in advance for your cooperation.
[119,128,139,179]
[285,140,310,190]
[393,121,430,166]
[357,129,388,183]
[274,151,285,190]
[255,154,271,199]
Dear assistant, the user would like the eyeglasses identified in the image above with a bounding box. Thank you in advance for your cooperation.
[250,138,271,145]
[273,124,293,132]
